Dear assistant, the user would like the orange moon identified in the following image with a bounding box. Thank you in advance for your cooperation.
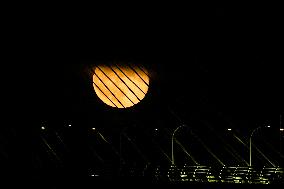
[92,64,150,108]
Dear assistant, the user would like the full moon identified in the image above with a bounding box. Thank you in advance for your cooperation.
[92,64,150,108]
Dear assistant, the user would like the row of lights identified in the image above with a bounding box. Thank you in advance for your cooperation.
[40,125,283,132]
[227,126,284,131]
[41,124,72,130]
[40,125,159,131]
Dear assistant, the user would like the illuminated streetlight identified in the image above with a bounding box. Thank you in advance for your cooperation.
[280,128,284,131]
[249,125,270,166]
[227,128,232,131]
[41,126,45,130]
[171,124,186,165]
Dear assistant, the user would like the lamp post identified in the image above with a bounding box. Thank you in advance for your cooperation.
[171,124,186,165]
[249,125,270,166]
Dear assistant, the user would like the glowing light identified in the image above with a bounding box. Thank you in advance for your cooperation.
[227,128,232,131]
[280,128,284,131]
[41,126,45,130]
[92,64,149,108]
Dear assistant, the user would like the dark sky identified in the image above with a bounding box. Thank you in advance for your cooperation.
[3,5,280,133]
[22,5,281,131]
[2,4,283,180]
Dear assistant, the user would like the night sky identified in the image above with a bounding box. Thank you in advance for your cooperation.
[28,6,283,130]
[2,4,283,181]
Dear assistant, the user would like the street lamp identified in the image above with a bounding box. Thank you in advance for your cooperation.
[249,125,270,166]
[171,124,186,165]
